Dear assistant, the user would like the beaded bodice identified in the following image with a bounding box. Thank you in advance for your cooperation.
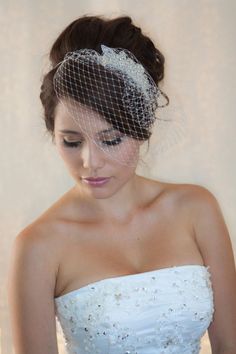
[54,264,214,354]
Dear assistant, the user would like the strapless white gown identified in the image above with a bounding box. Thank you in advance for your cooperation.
[54,264,214,354]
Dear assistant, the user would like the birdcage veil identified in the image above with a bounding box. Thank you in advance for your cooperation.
[53,44,188,167]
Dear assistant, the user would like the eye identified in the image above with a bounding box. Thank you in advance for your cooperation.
[62,136,124,149]
[102,137,123,146]
[62,139,82,148]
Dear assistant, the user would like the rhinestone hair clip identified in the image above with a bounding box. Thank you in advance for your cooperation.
[99,44,157,102]
[61,44,166,108]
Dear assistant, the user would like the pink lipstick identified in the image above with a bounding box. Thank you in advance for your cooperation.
[82,177,111,187]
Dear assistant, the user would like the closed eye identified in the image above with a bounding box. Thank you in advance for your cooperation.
[62,136,123,148]
[102,137,123,146]
[62,139,82,148]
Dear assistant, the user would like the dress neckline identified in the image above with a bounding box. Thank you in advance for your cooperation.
[54,264,209,301]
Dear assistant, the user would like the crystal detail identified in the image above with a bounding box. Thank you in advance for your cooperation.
[100,44,155,103]
[54,265,214,354]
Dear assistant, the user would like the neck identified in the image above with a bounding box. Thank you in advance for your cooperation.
[73,173,144,222]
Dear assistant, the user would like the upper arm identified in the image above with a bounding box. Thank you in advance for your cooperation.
[191,185,236,353]
[7,227,59,354]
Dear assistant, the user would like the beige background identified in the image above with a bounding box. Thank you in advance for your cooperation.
[1,0,236,353]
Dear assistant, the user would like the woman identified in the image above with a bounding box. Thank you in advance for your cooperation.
[7,14,236,354]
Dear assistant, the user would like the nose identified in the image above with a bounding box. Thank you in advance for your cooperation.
[81,140,105,170]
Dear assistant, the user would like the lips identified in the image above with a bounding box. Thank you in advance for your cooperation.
[83,177,110,182]
[82,176,111,187]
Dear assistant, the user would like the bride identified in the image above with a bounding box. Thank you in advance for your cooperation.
[7,14,236,354]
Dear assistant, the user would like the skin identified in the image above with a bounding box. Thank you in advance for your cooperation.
[7,101,236,354]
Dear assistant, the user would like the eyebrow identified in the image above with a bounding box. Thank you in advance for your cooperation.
[59,128,116,135]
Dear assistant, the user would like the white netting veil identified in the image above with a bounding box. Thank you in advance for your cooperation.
[53,44,185,167]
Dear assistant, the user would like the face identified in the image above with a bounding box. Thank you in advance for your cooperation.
[54,102,143,199]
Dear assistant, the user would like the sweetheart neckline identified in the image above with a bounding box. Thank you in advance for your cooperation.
[54,264,209,301]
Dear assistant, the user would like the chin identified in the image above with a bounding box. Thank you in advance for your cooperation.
[86,181,127,199]
[88,185,120,199]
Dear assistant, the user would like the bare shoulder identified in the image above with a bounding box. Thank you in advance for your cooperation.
[10,217,64,288]
[153,180,214,212]
[172,182,218,208]
[163,181,225,233]
[169,182,227,241]
[12,184,91,275]
[16,186,77,248]
[162,182,236,350]
[169,183,236,351]
[7,212,67,353]
[161,180,214,200]
[11,192,74,282]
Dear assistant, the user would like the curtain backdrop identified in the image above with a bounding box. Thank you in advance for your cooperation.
[1,1,236,353]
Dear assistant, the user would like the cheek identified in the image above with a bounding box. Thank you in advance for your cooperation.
[102,141,140,172]
[119,140,140,165]
[56,143,68,159]
[112,149,139,178]
[56,143,80,166]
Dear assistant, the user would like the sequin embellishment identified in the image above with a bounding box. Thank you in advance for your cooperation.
[54,265,214,354]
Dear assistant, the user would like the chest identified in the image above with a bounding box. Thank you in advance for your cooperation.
[55,206,203,297]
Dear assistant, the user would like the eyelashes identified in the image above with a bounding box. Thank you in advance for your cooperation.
[63,140,81,148]
[62,136,123,148]
[101,137,123,146]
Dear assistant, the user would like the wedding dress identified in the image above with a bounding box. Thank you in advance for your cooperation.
[54,264,214,354]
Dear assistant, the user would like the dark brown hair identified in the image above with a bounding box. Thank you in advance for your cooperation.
[40,15,167,142]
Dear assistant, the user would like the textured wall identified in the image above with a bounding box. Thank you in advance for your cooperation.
[1,1,236,353]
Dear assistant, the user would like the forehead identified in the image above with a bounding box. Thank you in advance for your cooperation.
[54,101,115,134]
